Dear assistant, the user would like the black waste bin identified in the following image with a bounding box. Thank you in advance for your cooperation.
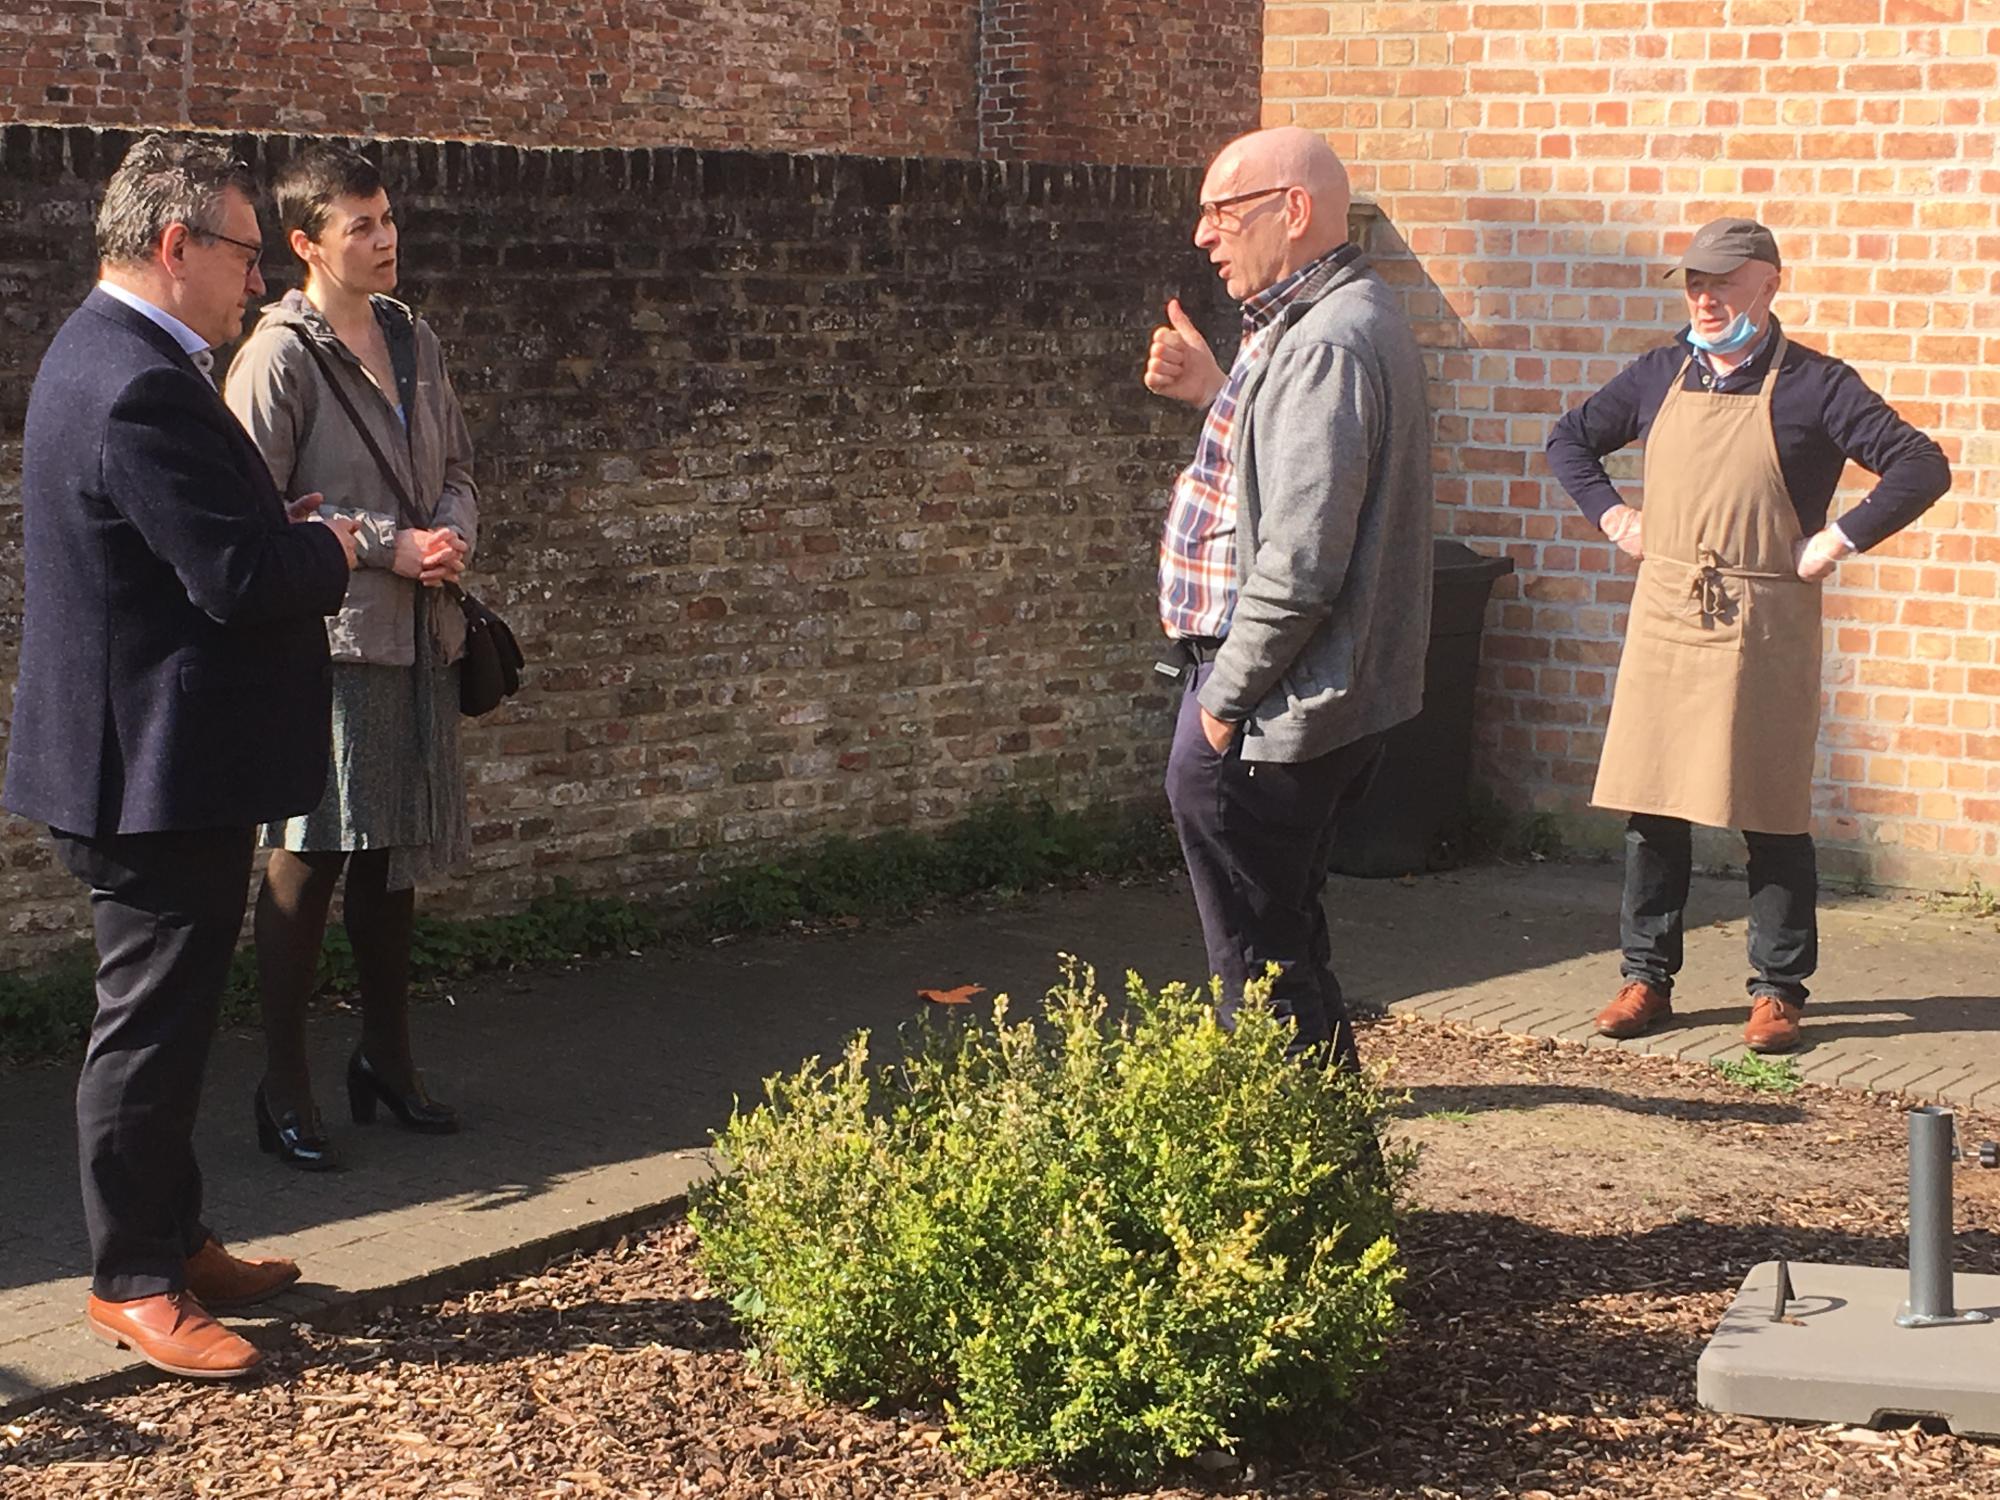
[1329,539,1515,877]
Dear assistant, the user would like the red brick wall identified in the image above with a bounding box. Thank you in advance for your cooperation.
[980,0,1264,163]
[0,1,972,155]
[1266,1,2000,889]
[0,0,1262,167]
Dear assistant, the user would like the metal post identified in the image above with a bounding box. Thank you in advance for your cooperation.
[1897,1105,1991,1328]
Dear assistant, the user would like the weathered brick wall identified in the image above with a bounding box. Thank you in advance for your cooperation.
[0,0,1263,167]
[0,0,975,154]
[1265,1,2000,889]
[0,125,1232,962]
[979,0,1265,164]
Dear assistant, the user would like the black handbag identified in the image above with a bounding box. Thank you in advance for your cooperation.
[454,589,523,715]
[293,333,523,716]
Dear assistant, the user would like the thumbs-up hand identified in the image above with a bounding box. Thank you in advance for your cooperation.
[1144,298,1226,408]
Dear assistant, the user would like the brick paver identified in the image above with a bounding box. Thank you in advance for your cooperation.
[1,861,1994,1414]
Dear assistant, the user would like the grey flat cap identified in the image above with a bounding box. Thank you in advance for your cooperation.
[1666,217,1782,279]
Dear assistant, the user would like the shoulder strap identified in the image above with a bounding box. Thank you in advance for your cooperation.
[1757,334,1788,399]
[291,330,465,603]
[290,331,430,531]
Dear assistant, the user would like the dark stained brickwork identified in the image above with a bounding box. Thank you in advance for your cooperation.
[0,125,1237,961]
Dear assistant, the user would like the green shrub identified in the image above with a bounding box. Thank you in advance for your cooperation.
[691,961,1402,1477]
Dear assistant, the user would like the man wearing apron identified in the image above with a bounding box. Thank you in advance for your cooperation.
[1546,218,1950,1053]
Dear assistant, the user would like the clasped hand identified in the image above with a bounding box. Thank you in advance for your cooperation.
[394,526,469,587]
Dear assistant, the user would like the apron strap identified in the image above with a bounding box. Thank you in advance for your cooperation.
[1757,334,1788,399]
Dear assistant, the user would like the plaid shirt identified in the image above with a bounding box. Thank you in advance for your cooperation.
[1158,243,1359,639]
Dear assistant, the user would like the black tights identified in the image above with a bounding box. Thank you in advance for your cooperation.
[254,848,419,1117]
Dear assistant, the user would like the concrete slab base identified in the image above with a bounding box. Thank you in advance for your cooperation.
[1697,1261,2000,1437]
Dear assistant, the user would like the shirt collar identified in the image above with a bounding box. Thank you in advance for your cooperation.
[97,279,212,362]
[1241,242,1360,332]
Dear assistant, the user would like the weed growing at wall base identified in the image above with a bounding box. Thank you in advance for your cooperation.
[689,799,1179,936]
[0,799,1177,1064]
[0,882,663,1065]
[1711,1053,1804,1095]
[0,947,100,1062]
[692,961,1403,1478]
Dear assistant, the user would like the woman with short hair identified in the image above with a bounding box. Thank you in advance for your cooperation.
[225,146,477,1169]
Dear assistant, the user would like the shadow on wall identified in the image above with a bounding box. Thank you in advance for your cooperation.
[1349,206,1570,822]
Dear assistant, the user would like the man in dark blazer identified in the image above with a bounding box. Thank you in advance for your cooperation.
[3,135,357,1380]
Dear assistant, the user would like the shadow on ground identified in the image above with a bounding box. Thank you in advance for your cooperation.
[1396,1081,1806,1126]
[2,865,1996,1309]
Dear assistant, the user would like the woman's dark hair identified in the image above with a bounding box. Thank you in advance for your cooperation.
[273,146,385,242]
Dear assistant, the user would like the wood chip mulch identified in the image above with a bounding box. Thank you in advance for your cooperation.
[4,1014,1998,1499]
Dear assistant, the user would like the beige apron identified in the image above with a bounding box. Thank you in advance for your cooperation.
[1592,335,1821,835]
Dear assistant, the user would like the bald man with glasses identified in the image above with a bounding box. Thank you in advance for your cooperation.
[1143,127,1435,1070]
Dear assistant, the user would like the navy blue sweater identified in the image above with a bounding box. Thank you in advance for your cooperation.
[1543,319,1950,552]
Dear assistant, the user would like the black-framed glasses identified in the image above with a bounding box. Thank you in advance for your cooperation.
[195,228,264,264]
[1198,185,1296,227]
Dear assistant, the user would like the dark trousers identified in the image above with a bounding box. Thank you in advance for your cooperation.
[53,826,256,1301]
[1619,812,1817,1006]
[1165,663,1382,1069]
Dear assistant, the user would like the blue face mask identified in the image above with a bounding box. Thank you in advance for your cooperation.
[1687,311,1760,354]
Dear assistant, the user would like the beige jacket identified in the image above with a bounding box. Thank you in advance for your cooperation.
[225,291,479,666]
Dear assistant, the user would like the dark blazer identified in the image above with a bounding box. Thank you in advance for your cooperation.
[3,289,352,836]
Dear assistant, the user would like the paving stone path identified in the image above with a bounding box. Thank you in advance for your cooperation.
[2,860,1994,1413]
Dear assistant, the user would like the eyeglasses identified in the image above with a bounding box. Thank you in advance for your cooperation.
[195,228,264,265]
[1198,185,1296,227]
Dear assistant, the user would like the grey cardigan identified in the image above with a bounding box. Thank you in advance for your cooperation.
[1198,256,1436,763]
[225,291,479,667]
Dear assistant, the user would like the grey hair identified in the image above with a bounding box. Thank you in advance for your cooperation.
[96,134,259,267]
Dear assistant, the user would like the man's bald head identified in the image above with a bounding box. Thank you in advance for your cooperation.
[1208,129,1350,236]
[1194,128,1353,300]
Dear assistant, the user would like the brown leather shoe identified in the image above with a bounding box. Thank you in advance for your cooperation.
[183,1237,301,1311]
[1744,995,1804,1053]
[86,1292,262,1379]
[1593,980,1672,1039]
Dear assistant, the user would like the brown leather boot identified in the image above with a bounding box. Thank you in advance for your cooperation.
[86,1292,262,1379]
[183,1237,301,1311]
[1743,995,1804,1054]
[1593,980,1672,1039]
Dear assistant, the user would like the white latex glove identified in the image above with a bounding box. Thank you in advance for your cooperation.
[1600,503,1644,560]
[1794,525,1854,582]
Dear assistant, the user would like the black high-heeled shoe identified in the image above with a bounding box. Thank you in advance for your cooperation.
[346,1049,459,1135]
[253,1084,340,1171]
